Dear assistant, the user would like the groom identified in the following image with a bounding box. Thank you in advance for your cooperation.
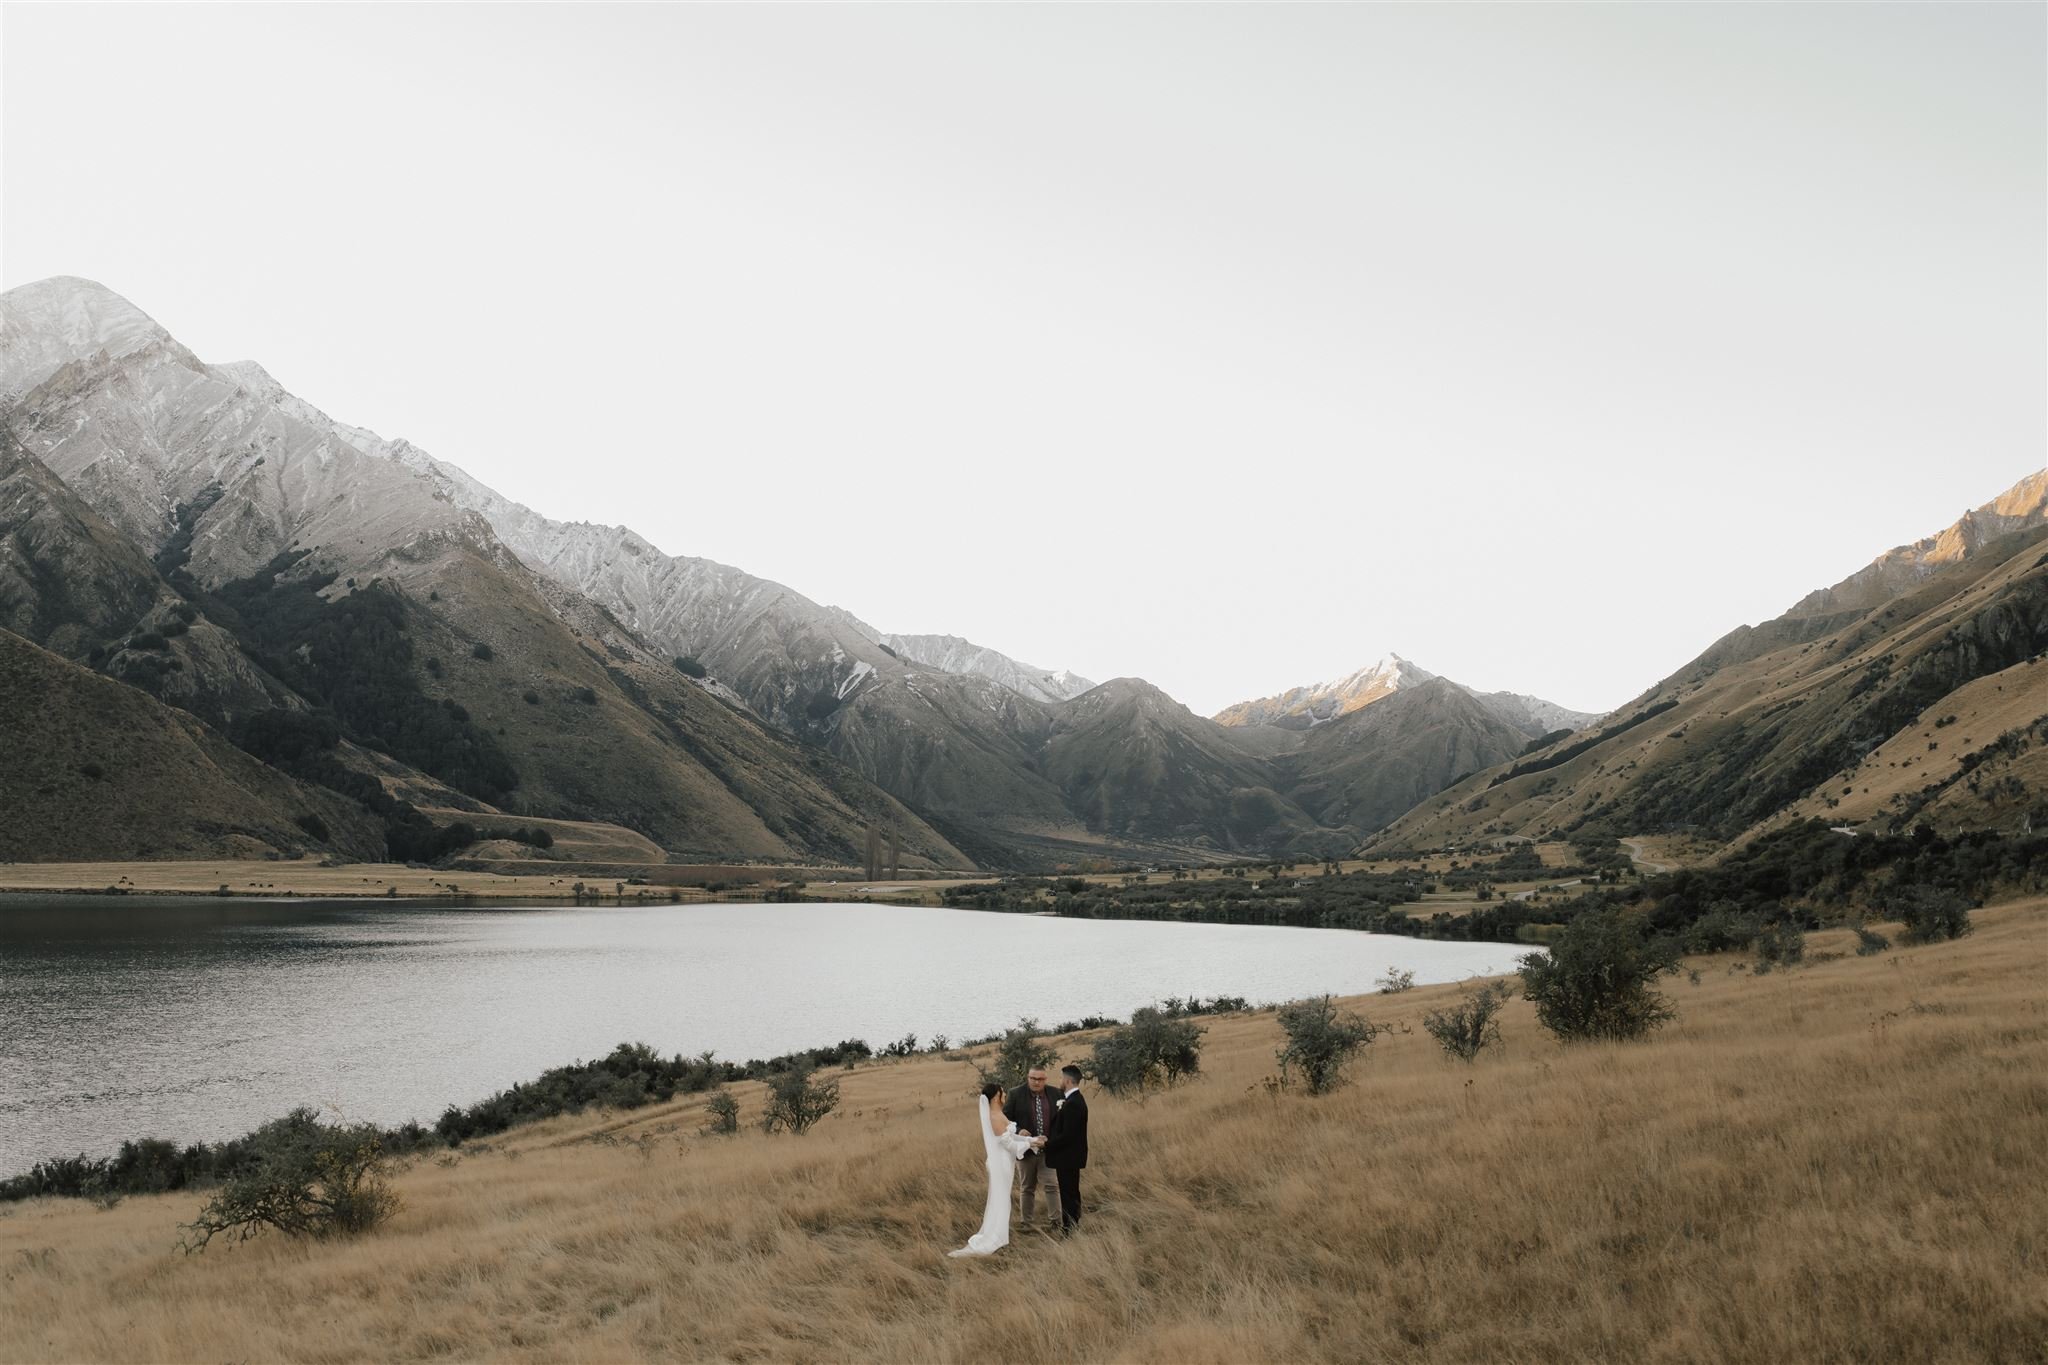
[1038,1063,1088,1235]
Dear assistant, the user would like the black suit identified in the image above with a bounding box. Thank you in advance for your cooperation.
[1005,1085,1058,1141]
[1040,1088,1088,1231]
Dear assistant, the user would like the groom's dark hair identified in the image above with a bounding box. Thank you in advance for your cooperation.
[1061,1065,1082,1083]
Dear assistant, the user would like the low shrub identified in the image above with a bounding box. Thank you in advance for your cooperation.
[1423,982,1510,1063]
[1891,887,1974,944]
[975,1021,1058,1093]
[1752,919,1807,974]
[177,1108,397,1250]
[1376,967,1416,994]
[1087,1007,1204,1098]
[761,1067,839,1136]
[1276,996,1380,1094]
[1518,906,1678,1043]
[702,1089,740,1136]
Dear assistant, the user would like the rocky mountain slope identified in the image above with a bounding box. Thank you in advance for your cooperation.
[0,278,967,868]
[1366,472,2048,851]
[877,633,1095,705]
[1215,654,1598,738]
[1278,678,1542,835]
[0,274,1695,869]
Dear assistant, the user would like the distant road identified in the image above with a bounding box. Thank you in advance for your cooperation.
[1622,838,1674,875]
[1511,879,1580,902]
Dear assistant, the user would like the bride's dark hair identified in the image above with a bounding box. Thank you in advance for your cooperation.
[979,1082,1003,1102]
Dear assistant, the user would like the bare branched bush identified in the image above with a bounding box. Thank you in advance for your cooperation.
[761,1068,839,1136]
[1423,982,1510,1063]
[1376,967,1416,994]
[177,1109,397,1251]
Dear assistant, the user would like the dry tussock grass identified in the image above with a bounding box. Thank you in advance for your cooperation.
[2,901,2043,1363]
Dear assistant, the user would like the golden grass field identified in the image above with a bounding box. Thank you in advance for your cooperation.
[2,899,2043,1364]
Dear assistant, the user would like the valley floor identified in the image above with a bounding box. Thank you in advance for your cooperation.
[2,901,2042,1363]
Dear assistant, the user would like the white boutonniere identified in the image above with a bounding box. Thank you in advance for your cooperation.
[1055,1098,1066,1109]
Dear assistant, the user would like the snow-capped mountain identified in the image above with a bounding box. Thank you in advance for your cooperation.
[0,275,1623,865]
[880,634,1096,705]
[1215,654,1598,739]
[1213,655,1437,729]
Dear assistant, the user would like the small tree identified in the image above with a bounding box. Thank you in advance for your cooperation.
[1892,887,1973,945]
[976,1020,1057,1092]
[1423,982,1510,1063]
[761,1067,839,1135]
[1088,1007,1204,1098]
[1518,907,1678,1043]
[1752,920,1806,975]
[178,1109,397,1251]
[702,1089,740,1136]
[1853,924,1891,956]
[1276,996,1380,1095]
[1376,966,1416,994]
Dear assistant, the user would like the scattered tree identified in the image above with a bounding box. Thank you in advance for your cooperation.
[1376,966,1416,994]
[1276,996,1380,1094]
[1518,907,1678,1043]
[1423,982,1510,1063]
[976,1020,1058,1092]
[177,1109,397,1250]
[1087,1007,1203,1097]
[761,1066,839,1136]
[1892,887,1973,944]
[702,1089,740,1136]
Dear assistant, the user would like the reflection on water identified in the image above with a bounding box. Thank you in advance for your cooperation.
[0,896,1527,1168]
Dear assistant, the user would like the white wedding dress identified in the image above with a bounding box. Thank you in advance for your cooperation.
[949,1094,1037,1257]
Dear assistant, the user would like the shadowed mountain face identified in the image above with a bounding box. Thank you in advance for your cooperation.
[0,278,968,869]
[1367,475,2048,852]
[0,626,384,862]
[1278,678,1539,835]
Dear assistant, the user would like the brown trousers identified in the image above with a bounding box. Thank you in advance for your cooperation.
[1016,1149,1061,1224]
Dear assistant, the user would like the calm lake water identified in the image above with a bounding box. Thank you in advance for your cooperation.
[0,897,1528,1169]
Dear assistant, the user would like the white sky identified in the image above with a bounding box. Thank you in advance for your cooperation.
[4,4,2042,717]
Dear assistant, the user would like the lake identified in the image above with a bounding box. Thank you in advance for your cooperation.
[0,896,1530,1169]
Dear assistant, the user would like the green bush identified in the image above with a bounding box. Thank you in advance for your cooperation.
[975,1020,1057,1093]
[177,1108,397,1250]
[1376,967,1416,994]
[1854,924,1891,956]
[1518,907,1678,1043]
[1087,1006,1204,1098]
[1892,887,1974,944]
[1752,920,1806,974]
[702,1089,740,1136]
[761,1067,839,1135]
[1276,996,1381,1094]
[470,642,494,661]
[1422,982,1510,1063]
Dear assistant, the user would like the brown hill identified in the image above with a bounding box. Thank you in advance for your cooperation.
[1367,474,2048,851]
[0,627,381,862]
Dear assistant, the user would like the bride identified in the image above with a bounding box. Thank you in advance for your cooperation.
[949,1082,1042,1257]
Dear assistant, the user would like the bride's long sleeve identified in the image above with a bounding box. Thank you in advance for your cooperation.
[995,1126,1036,1159]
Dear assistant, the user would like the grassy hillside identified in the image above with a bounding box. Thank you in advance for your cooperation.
[1369,524,2048,852]
[0,628,382,862]
[3,899,2039,1363]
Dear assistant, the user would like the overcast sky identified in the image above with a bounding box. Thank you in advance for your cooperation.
[4,4,2041,716]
